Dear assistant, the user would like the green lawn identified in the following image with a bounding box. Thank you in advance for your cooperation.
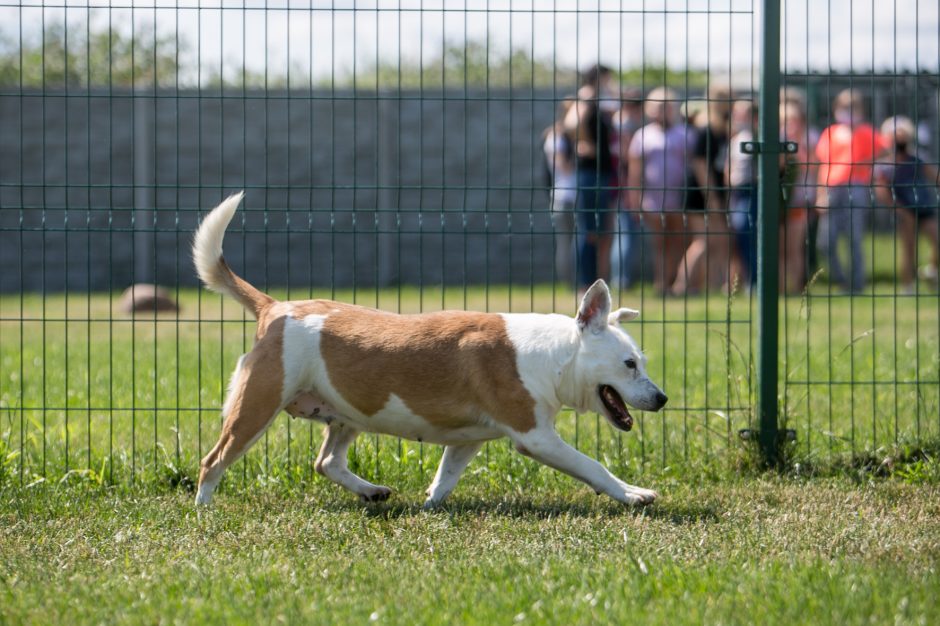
[2,478,939,625]
[1,233,939,624]
[1,259,937,486]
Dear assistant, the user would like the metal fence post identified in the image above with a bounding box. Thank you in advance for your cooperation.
[133,95,154,283]
[757,0,782,466]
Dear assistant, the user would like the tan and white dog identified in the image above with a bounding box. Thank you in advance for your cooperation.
[192,193,668,507]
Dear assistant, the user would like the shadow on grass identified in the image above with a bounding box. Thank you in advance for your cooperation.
[322,495,720,524]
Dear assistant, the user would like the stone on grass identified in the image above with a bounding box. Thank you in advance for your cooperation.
[119,283,179,315]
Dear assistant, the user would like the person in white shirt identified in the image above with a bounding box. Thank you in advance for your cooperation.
[542,99,577,283]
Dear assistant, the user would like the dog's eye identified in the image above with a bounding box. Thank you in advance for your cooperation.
[625,359,637,370]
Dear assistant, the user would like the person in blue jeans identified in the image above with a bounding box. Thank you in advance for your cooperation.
[564,64,617,296]
[611,90,644,289]
[727,100,759,287]
[816,89,884,294]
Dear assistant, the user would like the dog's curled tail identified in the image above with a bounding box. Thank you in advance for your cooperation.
[193,192,273,318]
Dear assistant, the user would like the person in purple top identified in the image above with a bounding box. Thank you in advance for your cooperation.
[874,115,939,293]
[626,86,696,295]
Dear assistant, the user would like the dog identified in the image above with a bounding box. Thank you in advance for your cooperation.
[192,192,668,507]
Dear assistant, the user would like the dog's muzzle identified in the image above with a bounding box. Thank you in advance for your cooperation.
[653,391,668,410]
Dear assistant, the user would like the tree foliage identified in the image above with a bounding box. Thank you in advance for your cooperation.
[0,20,707,92]
[346,41,576,89]
[0,20,184,87]
[618,64,710,91]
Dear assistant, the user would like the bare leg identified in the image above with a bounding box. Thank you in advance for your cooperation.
[315,422,391,502]
[513,429,657,505]
[681,211,731,293]
[596,232,613,285]
[644,213,667,294]
[783,210,808,294]
[424,442,484,508]
[673,213,706,294]
[728,248,748,291]
[706,212,732,290]
[663,213,687,291]
[923,217,940,275]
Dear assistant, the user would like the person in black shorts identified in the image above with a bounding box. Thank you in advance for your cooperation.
[673,85,732,295]
[564,64,617,296]
[874,115,939,293]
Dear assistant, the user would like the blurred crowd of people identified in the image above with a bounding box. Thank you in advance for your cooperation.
[542,64,940,297]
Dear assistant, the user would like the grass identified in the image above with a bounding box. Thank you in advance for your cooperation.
[0,233,939,623]
[1,234,938,485]
[2,477,939,625]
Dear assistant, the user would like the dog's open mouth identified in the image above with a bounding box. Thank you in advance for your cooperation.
[598,385,633,432]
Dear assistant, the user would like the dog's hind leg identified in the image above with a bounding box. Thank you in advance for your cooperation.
[196,330,286,505]
[315,422,392,502]
[424,442,483,508]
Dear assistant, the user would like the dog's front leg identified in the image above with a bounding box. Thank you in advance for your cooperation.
[315,422,392,502]
[424,442,484,509]
[512,429,657,506]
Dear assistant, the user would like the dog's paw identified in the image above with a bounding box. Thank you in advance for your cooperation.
[359,486,392,503]
[422,498,446,511]
[194,486,214,506]
[623,487,658,506]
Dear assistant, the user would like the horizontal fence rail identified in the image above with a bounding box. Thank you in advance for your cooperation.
[0,1,938,490]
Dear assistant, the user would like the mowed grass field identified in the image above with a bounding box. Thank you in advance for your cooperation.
[1,245,938,484]
[1,234,939,624]
[2,477,940,624]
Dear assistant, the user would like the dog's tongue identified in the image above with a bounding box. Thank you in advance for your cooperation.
[617,404,634,431]
[621,407,633,431]
[600,385,633,431]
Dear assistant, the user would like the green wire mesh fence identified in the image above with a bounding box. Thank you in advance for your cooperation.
[0,1,937,488]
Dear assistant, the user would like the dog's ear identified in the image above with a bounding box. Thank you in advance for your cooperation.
[576,280,611,333]
[608,307,639,325]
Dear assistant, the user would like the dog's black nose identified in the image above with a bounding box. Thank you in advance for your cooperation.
[655,392,668,409]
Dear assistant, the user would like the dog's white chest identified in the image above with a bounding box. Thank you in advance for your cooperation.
[352,393,502,444]
[289,388,501,444]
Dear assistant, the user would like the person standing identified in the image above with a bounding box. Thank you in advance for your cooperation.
[673,85,733,295]
[565,64,617,296]
[874,115,940,293]
[816,88,884,293]
[627,86,696,295]
[611,88,644,288]
[726,99,759,288]
[543,99,577,283]
[779,97,817,293]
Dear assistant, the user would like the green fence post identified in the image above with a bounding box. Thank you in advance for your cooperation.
[757,0,782,466]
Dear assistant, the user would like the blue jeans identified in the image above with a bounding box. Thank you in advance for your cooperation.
[821,184,869,292]
[575,169,614,289]
[730,186,758,285]
[612,211,640,289]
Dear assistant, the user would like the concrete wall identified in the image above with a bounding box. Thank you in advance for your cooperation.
[0,88,563,292]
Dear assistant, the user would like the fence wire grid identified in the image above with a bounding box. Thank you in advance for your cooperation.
[0,1,938,488]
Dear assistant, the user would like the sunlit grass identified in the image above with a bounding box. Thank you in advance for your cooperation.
[1,478,939,625]
[0,233,938,487]
[0,235,939,625]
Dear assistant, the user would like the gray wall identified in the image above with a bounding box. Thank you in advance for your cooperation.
[0,88,563,292]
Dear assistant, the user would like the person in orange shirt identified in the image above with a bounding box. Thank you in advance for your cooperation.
[815,88,885,293]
